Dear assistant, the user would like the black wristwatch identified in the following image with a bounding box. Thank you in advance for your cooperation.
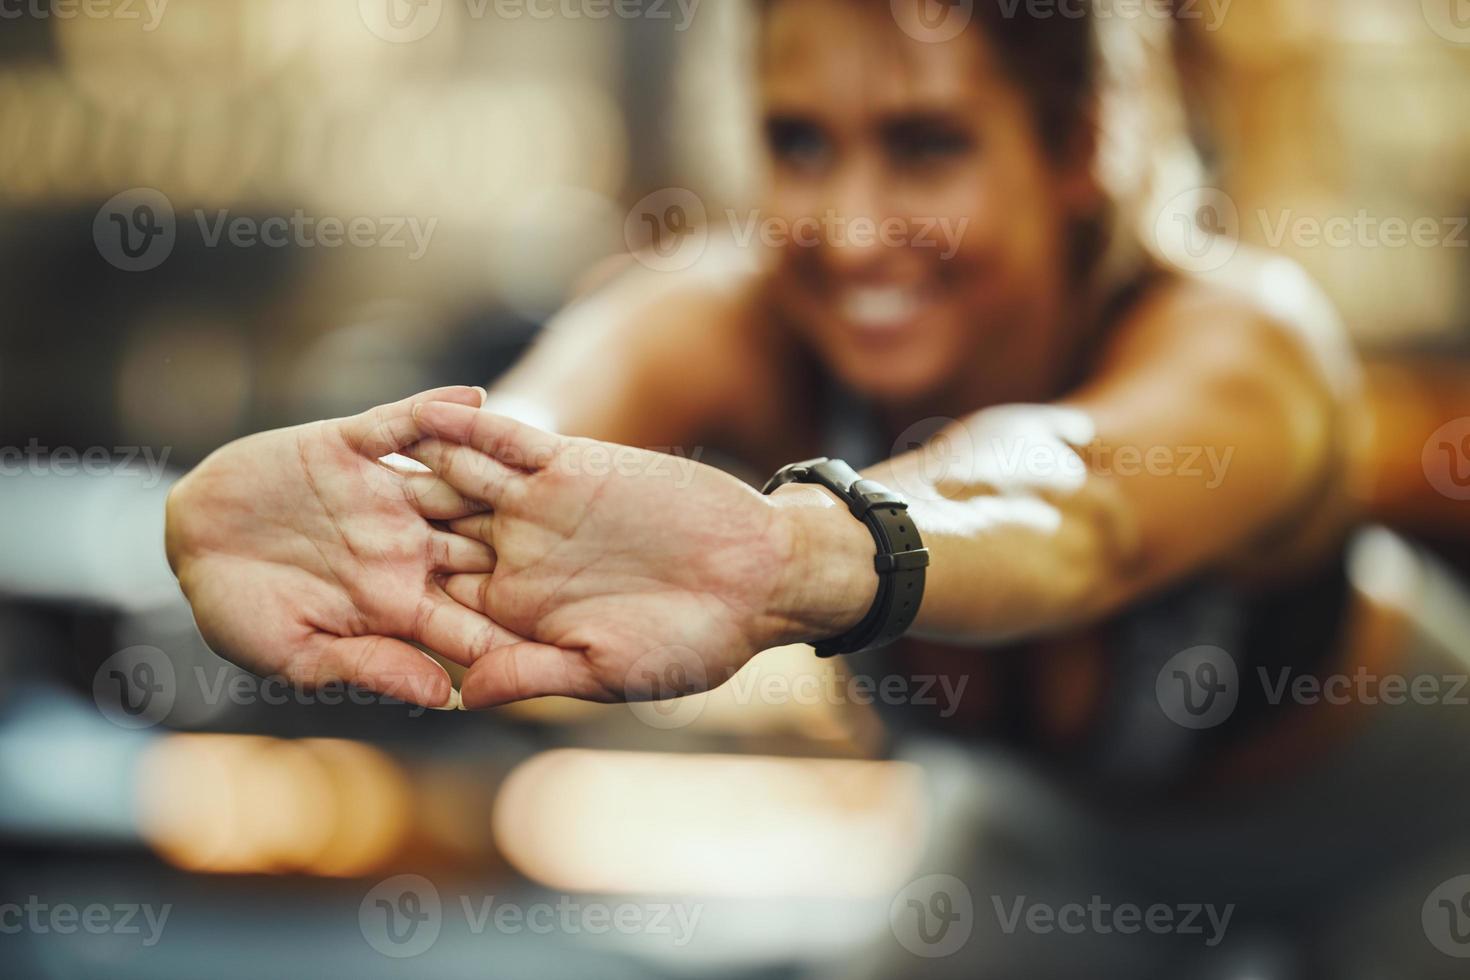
[762,457,930,657]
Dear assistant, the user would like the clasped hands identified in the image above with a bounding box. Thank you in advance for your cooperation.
[165,386,875,710]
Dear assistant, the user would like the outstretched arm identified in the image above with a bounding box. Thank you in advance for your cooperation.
[416,274,1356,708]
[854,275,1356,643]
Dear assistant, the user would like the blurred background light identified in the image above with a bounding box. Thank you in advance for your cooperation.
[493,749,925,898]
[136,735,411,877]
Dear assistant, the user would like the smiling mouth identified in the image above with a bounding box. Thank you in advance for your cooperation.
[838,286,935,337]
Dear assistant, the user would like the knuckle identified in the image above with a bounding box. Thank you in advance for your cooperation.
[469,627,498,663]
[500,648,525,696]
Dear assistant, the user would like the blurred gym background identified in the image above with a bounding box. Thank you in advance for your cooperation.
[0,1,1468,977]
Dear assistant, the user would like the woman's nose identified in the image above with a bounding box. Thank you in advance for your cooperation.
[814,162,892,274]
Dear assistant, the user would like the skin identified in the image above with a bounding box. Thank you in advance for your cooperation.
[166,0,1359,721]
[756,0,1098,407]
[165,386,512,708]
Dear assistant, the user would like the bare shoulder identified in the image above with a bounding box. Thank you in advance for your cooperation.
[1091,250,1365,565]
[1104,251,1360,403]
[492,242,788,446]
[584,243,782,377]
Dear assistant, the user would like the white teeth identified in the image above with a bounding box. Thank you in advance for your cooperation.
[842,288,921,330]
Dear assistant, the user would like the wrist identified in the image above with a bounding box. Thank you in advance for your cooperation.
[760,484,879,649]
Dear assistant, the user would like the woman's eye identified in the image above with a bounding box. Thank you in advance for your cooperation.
[885,123,974,169]
[764,119,833,172]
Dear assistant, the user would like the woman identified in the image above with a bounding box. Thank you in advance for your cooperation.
[166,1,1465,974]
[168,0,1352,722]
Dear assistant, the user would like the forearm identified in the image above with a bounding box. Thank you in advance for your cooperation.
[764,467,1129,650]
[894,487,1127,643]
[759,287,1348,652]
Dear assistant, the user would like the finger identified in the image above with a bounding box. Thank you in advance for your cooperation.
[412,402,561,471]
[442,572,495,615]
[428,530,496,573]
[341,385,488,458]
[447,514,496,544]
[312,634,459,710]
[460,641,608,708]
[398,470,487,520]
[400,438,524,510]
[412,594,517,667]
[378,452,489,519]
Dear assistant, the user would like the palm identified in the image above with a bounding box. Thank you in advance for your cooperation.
[408,403,791,708]
[487,452,777,696]
[166,387,510,707]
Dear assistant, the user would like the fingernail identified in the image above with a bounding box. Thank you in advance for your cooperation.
[473,386,488,405]
[412,404,424,421]
[429,687,463,711]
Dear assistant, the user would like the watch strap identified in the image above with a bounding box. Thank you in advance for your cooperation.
[762,458,929,657]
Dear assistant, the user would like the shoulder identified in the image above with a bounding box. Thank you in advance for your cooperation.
[1093,251,1364,561]
[1105,251,1360,403]
[495,240,794,447]
[584,244,795,433]
[561,240,785,368]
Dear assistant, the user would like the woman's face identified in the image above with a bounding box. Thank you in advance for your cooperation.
[759,0,1095,403]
